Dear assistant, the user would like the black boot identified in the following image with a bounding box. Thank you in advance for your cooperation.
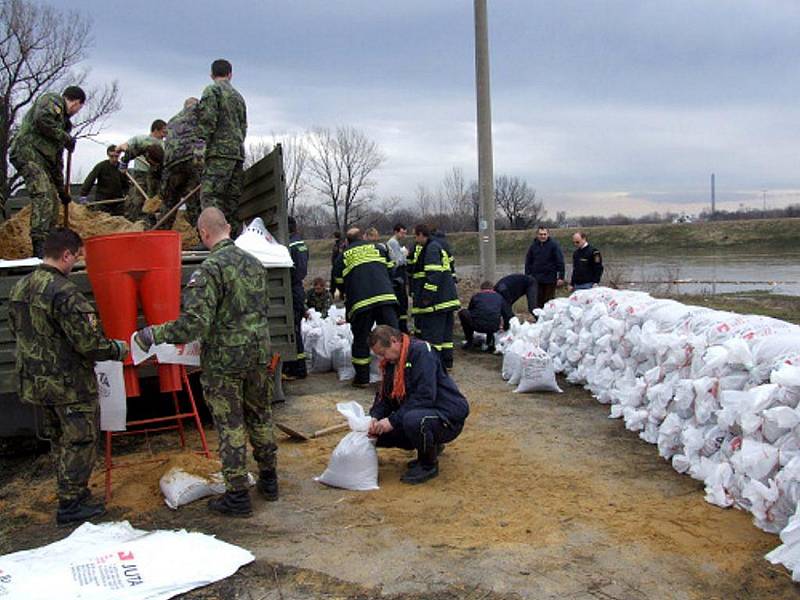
[56,495,106,527]
[401,445,439,485]
[256,468,279,501]
[208,489,252,517]
[406,444,445,468]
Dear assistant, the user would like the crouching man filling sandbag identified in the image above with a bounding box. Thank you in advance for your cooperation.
[367,325,469,484]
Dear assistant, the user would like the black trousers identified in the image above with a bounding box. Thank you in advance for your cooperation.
[393,277,410,333]
[375,409,463,456]
[284,289,307,377]
[457,309,497,347]
[417,311,454,369]
[536,282,557,309]
[350,303,399,383]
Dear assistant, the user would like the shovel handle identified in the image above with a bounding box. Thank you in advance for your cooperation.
[63,150,73,228]
[311,423,350,438]
[150,184,201,231]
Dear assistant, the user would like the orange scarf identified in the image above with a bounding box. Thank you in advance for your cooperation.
[379,333,411,402]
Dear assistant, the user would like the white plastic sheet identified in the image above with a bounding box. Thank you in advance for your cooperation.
[0,521,253,599]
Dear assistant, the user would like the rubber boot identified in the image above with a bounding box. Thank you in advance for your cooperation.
[401,445,439,485]
[407,444,445,468]
[256,468,279,501]
[208,489,252,518]
[56,496,106,527]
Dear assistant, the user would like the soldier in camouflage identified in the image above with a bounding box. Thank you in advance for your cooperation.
[9,86,85,258]
[156,97,204,230]
[116,119,167,225]
[134,207,276,518]
[8,228,129,526]
[197,59,247,235]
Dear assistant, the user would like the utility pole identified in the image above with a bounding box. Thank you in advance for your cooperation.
[474,0,496,282]
[762,189,767,211]
[710,173,715,216]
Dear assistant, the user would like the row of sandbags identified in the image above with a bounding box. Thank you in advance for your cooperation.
[497,287,800,580]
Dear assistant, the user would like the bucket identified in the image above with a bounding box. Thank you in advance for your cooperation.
[84,231,183,396]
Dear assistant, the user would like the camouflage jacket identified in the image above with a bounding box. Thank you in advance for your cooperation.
[152,239,270,374]
[165,105,204,169]
[197,79,247,161]
[123,134,164,173]
[10,92,72,187]
[8,265,126,406]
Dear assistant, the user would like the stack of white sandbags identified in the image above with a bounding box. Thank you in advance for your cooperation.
[499,287,800,579]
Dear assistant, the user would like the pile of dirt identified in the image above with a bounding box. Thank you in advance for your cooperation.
[0,204,144,259]
[0,204,201,260]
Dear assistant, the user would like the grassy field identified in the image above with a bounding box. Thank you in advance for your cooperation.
[306,217,800,257]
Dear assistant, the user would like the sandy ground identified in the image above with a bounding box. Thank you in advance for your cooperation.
[1,349,798,599]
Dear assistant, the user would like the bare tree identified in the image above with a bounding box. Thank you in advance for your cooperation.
[0,0,121,218]
[414,183,433,219]
[245,132,308,217]
[495,175,544,229]
[306,126,384,232]
[439,166,478,231]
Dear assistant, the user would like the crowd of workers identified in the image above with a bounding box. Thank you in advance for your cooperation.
[7,58,604,524]
[10,58,246,258]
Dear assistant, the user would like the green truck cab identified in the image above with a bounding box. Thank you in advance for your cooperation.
[0,147,296,437]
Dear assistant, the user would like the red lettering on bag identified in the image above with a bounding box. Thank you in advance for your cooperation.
[118,551,134,561]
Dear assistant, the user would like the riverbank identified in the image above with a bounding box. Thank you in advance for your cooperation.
[305,217,800,256]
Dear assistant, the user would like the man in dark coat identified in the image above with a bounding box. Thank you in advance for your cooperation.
[494,273,537,315]
[524,226,565,309]
[368,325,469,484]
[569,231,604,290]
[458,281,513,351]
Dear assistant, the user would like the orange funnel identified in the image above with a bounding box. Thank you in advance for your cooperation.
[84,232,183,396]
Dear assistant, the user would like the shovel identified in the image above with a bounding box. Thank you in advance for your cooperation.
[275,422,349,442]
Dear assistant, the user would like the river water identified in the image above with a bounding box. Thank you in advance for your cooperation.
[309,249,800,296]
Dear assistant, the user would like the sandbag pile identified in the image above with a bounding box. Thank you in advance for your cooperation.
[499,287,800,579]
[301,306,355,381]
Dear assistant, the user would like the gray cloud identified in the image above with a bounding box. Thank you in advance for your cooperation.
[65,0,800,216]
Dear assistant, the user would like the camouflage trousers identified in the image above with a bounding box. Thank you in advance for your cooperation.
[200,368,276,491]
[123,170,159,226]
[157,160,201,230]
[10,150,59,246]
[200,157,243,235]
[39,401,98,502]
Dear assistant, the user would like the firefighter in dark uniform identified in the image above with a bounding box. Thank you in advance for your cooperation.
[458,280,513,351]
[569,231,604,291]
[407,241,424,334]
[332,228,399,387]
[411,224,460,369]
[494,273,537,315]
[284,216,308,379]
[368,325,469,484]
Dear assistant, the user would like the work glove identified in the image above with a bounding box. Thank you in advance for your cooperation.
[119,160,129,172]
[133,326,155,352]
[115,340,130,360]
[64,136,77,153]
[58,187,71,205]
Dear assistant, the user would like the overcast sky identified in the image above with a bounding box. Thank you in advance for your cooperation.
[68,0,800,217]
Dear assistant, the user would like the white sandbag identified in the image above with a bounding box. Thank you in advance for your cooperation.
[733,439,780,482]
[315,402,378,491]
[160,467,225,509]
[0,521,253,600]
[96,360,126,432]
[772,364,800,388]
[331,343,355,381]
[514,347,562,393]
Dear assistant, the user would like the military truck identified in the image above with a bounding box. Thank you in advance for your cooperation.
[0,146,296,437]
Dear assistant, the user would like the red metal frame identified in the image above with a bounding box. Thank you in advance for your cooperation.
[104,365,211,500]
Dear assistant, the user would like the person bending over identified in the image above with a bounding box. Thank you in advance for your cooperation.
[368,325,469,484]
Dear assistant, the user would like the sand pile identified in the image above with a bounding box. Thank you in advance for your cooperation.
[0,204,200,259]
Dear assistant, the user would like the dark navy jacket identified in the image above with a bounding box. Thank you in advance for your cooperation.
[467,289,513,332]
[494,274,536,306]
[289,233,309,310]
[571,243,604,286]
[332,240,397,319]
[524,237,565,284]
[369,338,470,430]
